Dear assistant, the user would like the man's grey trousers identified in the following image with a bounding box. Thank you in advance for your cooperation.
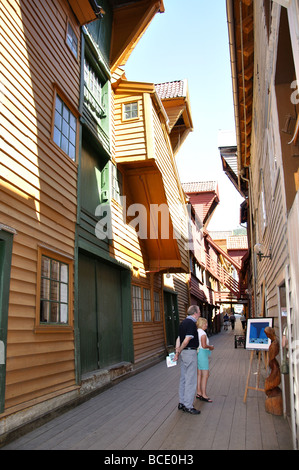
[179,349,197,408]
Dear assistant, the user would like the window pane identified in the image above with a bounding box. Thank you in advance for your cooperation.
[68,144,75,161]
[62,119,69,138]
[41,278,50,300]
[69,128,76,146]
[60,304,68,324]
[55,95,62,113]
[51,260,59,280]
[41,256,50,277]
[50,281,59,301]
[50,303,59,323]
[70,114,76,131]
[61,135,68,154]
[60,283,68,303]
[63,105,69,122]
[53,127,61,147]
[40,301,50,322]
[60,264,68,283]
[54,112,62,129]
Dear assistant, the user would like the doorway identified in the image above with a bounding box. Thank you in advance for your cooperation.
[78,251,133,375]
[0,230,13,413]
[164,291,179,348]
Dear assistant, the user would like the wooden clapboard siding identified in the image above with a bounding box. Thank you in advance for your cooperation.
[132,273,165,364]
[113,92,147,161]
[133,322,165,364]
[151,103,189,271]
[172,273,190,321]
[0,0,79,411]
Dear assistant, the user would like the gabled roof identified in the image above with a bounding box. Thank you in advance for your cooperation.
[182,181,220,227]
[227,235,248,250]
[155,80,193,155]
[155,80,187,100]
[182,181,218,194]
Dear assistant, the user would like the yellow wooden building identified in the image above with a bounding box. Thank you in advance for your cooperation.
[0,0,197,440]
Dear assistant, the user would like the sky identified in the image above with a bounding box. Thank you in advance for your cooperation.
[125,0,244,232]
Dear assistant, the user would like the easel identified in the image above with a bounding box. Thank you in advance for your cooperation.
[243,349,269,403]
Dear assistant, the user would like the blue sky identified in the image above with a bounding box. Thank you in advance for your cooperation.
[125,0,244,232]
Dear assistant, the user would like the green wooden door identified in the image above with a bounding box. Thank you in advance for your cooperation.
[97,261,122,368]
[78,253,99,374]
[78,252,124,374]
[0,231,13,413]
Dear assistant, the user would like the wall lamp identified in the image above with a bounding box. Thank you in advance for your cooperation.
[254,243,272,262]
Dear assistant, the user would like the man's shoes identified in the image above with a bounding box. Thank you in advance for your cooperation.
[183,407,201,415]
[178,403,185,410]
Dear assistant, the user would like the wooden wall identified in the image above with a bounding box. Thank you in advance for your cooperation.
[251,3,289,320]
[151,100,189,272]
[1,0,79,411]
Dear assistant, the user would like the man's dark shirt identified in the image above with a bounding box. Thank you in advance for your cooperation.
[179,316,199,349]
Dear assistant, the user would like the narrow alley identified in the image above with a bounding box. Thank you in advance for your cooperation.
[2,319,292,451]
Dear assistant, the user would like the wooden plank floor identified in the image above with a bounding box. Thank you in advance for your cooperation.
[2,320,293,450]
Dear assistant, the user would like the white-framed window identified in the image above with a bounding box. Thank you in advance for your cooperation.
[123,102,138,121]
[143,288,151,322]
[132,285,142,322]
[132,285,153,322]
[53,94,77,161]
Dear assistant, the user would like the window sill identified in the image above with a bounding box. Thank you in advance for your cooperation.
[35,325,73,334]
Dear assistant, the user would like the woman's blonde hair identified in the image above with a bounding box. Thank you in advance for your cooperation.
[197,317,208,329]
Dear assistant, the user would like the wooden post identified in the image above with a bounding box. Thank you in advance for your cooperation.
[243,350,265,403]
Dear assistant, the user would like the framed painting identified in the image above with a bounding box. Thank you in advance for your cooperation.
[245,317,273,350]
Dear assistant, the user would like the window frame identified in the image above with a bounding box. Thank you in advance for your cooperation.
[35,247,74,333]
[132,284,161,323]
[132,284,157,325]
[51,87,79,163]
[66,20,79,59]
[122,101,139,121]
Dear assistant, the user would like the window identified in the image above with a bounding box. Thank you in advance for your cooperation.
[132,285,142,322]
[143,288,151,322]
[111,164,123,204]
[132,285,154,322]
[40,255,69,324]
[66,22,78,58]
[53,94,77,160]
[154,291,161,321]
[84,58,106,119]
[123,102,138,120]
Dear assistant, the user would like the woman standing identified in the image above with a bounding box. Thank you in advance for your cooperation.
[196,317,214,403]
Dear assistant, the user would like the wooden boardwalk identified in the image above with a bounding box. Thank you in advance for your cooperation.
[1,320,293,450]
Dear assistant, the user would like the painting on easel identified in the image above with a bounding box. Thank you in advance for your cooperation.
[245,317,273,350]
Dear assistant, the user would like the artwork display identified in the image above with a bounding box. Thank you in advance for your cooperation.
[245,317,273,350]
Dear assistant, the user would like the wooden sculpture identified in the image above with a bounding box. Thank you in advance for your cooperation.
[264,327,283,416]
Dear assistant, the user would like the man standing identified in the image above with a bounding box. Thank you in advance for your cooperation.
[174,305,201,415]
